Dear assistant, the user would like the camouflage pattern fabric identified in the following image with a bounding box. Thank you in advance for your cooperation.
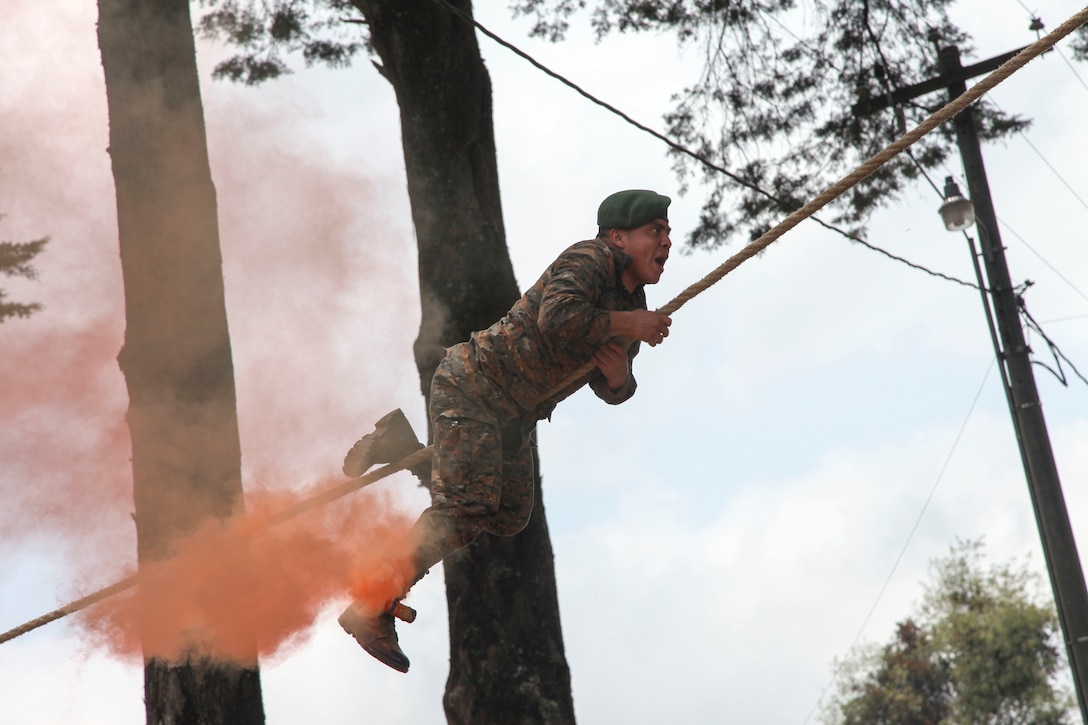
[410,238,648,572]
[473,237,646,421]
[410,358,536,571]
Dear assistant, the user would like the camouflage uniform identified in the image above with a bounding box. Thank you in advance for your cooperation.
[411,237,647,572]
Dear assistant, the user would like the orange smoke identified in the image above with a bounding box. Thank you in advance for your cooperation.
[80,478,419,665]
[1,0,425,672]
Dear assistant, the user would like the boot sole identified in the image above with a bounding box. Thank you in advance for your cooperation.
[338,611,411,673]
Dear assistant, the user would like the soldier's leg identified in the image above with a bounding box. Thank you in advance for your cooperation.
[340,360,506,672]
[341,409,425,478]
[484,421,536,537]
[409,410,505,571]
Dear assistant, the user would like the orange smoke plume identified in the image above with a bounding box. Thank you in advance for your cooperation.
[79,478,419,665]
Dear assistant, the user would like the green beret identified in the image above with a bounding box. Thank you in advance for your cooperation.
[596,189,671,230]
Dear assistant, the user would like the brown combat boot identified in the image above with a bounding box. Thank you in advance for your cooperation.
[342,409,424,478]
[338,600,410,673]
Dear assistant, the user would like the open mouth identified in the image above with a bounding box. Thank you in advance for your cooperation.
[653,254,668,271]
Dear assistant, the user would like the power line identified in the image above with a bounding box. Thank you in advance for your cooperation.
[431,0,981,291]
[999,217,1088,305]
[1012,126,1088,213]
[860,15,987,293]
[1041,313,1088,324]
[985,95,1088,214]
[813,13,1088,718]
[1009,124,1088,209]
[1019,291,1088,388]
[863,2,1088,308]
[801,359,996,725]
[1011,1,1088,92]
[1055,45,1088,94]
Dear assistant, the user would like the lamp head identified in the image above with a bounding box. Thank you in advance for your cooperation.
[939,176,975,232]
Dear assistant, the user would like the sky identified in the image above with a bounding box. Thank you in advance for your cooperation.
[2,0,1087,723]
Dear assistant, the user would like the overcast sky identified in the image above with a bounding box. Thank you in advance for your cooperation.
[3,0,1088,723]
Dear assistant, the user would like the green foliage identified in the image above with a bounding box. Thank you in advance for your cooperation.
[823,540,1075,725]
[1073,23,1088,62]
[197,0,362,85]
[516,0,1036,250]
[0,235,48,322]
[200,0,1064,249]
[837,620,953,725]
[922,540,1072,724]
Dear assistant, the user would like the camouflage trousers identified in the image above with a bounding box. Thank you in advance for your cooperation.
[409,344,537,574]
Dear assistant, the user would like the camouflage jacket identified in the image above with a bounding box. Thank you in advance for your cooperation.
[467,237,646,421]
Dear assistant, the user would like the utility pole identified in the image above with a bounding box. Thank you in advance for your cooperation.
[857,44,1088,721]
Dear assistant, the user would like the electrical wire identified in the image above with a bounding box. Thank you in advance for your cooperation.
[985,97,1088,214]
[867,14,1088,395]
[998,218,1088,305]
[803,11,1088,719]
[1055,45,1088,93]
[1019,291,1088,388]
[1002,4,1088,211]
[801,359,997,724]
[1012,127,1088,213]
[1041,313,1088,324]
[1012,0,1088,93]
[431,0,981,291]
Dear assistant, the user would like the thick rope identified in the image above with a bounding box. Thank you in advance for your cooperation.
[540,4,1088,401]
[4,4,1086,648]
[659,6,1088,317]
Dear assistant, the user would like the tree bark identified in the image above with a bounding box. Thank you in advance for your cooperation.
[96,0,264,722]
[353,1,576,722]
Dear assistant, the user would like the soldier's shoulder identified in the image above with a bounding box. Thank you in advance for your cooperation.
[560,238,615,265]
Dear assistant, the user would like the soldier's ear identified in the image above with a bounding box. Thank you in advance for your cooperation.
[606,228,627,250]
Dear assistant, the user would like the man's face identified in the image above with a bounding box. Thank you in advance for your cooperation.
[612,218,672,291]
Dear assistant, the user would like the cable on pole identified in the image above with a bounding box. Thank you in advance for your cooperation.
[437,0,981,289]
[659,4,1088,317]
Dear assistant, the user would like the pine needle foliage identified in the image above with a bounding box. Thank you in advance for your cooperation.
[198,0,1069,249]
[1072,22,1088,61]
[0,235,48,322]
[197,0,363,85]
[515,0,1037,249]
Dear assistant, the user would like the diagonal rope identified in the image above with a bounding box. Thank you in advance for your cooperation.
[539,3,1088,402]
[4,3,1087,650]
[438,0,980,289]
[658,6,1088,317]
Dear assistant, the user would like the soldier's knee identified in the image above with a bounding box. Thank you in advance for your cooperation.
[487,514,531,537]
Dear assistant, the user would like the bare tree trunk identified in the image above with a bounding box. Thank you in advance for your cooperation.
[97,0,264,721]
[353,1,576,722]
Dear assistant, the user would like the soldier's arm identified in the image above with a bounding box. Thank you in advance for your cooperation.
[608,309,672,346]
[537,247,614,347]
[589,341,638,404]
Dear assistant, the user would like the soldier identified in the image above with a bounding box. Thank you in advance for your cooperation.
[339,189,674,672]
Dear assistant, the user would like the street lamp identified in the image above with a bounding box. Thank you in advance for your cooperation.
[933,65,1088,716]
[938,176,975,232]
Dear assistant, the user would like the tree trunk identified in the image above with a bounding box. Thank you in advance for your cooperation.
[96,0,264,722]
[353,1,576,722]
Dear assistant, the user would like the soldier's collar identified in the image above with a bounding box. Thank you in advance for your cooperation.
[606,244,645,295]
